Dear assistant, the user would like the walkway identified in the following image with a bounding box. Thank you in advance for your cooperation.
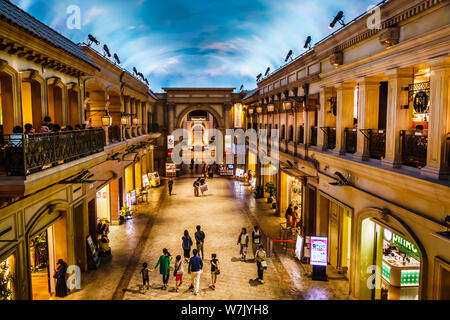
[63,176,350,300]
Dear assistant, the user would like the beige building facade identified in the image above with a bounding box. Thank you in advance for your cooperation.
[244,0,449,300]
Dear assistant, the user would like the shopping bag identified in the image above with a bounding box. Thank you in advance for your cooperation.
[200,184,208,193]
[261,260,267,270]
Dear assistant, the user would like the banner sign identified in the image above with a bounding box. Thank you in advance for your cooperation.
[295,234,304,261]
[310,236,328,266]
[225,135,232,155]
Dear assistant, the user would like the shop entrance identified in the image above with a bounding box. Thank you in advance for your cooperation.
[29,214,67,300]
[360,218,421,300]
[96,184,111,223]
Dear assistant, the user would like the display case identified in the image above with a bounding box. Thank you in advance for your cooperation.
[382,254,420,287]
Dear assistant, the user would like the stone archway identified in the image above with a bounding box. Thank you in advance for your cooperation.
[352,207,428,300]
[176,105,224,129]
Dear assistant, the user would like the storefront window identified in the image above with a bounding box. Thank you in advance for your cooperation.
[360,218,421,300]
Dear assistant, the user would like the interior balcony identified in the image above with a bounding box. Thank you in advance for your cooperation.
[344,128,357,154]
[320,126,336,150]
[360,129,386,160]
[0,128,105,177]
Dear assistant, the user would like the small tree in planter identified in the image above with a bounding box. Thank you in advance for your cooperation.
[265,182,276,203]
[119,205,132,223]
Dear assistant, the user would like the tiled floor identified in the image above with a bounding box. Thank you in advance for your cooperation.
[63,174,350,300]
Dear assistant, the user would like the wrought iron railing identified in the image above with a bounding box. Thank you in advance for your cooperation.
[310,126,317,146]
[400,130,428,168]
[108,125,121,144]
[0,128,105,176]
[360,129,386,160]
[345,128,357,154]
[320,127,336,150]
[298,126,304,144]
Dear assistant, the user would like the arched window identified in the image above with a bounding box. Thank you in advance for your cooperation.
[289,125,293,141]
[281,124,285,140]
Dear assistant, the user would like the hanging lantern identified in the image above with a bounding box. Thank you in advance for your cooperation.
[132,117,139,125]
[102,111,112,127]
[282,100,292,110]
[121,114,128,125]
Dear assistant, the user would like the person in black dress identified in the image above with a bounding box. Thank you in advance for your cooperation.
[54,259,68,298]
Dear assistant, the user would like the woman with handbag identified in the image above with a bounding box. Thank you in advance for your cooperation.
[173,255,184,292]
[209,253,219,290]
[153,248,172,290]
[255,245,267,284]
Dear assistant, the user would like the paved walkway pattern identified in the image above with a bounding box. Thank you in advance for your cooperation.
[64,175,350,300]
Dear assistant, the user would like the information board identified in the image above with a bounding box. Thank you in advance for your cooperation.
[310,236,328,266]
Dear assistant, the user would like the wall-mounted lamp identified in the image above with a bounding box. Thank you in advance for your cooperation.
[101,110,112,127]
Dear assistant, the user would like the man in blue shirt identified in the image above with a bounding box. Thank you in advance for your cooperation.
[188,249,203,295]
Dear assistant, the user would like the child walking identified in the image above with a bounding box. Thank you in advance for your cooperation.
[174,255,184,292]
[140,262,151,293]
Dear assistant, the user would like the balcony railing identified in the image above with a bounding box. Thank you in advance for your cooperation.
[345,128,357,154]
[400,130,428,168]
[360,129,386,160]
[320,127,336,150]
[298,126,304,144]
[310,126,317,146]
[0,129,105,176]
[108,125,121,144]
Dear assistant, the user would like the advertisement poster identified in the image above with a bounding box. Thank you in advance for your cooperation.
[310,236,328,266]
[130,190,137,205]
[295,234,304,261]
[167,135,174,149]
[142,174,150,187]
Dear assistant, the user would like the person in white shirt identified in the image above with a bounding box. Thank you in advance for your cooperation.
[251,226,262,259]
[237,228,249,261]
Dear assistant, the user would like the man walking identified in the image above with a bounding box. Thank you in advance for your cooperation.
[168,178,174,196]
[188,249,203,295]
[195,225,206,260]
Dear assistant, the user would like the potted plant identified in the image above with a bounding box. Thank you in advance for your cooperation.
[119,205,132,223]
[265,182,276,204]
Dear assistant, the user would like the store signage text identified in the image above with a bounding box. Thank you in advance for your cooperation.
[392,233,418,254]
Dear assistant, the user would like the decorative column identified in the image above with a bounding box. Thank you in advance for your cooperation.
[422,56,450,179]
[318,86,334,151]
[382,68,412,168]
[224,103,232,130]
[354,77,380,160]
[167,102,175,135]
[335,82,356,155]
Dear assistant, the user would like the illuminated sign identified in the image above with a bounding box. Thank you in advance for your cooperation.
[310,236,328,266]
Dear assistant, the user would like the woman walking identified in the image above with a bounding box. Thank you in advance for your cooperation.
[154,248,172,290]
[237,228,249,261]
[182,230,193,261]
[174,255,184,292]
[255,245,267,284]
[210,253,219,290]
[251,226,262,259]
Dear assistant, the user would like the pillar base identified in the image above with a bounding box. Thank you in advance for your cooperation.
[353,151,369,161]
[421,166,449,180]
[381,157,403,169]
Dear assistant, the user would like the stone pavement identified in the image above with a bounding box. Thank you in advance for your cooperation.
[63,175,350,300]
